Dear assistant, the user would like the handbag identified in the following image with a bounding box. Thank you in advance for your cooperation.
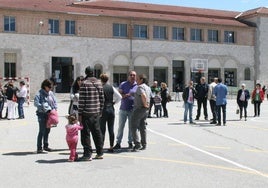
[236,107,240,114]
[46,109,59,128]
[12,94,17,102]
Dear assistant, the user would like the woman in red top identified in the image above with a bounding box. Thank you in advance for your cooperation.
[251,83,265,117]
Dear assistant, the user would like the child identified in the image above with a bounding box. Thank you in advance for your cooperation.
[65,113,83,162]
[153,91,162,118]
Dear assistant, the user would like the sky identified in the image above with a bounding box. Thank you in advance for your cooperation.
[125,0,268,12]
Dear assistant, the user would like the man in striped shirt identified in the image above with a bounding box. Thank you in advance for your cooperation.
[78,66,104,161]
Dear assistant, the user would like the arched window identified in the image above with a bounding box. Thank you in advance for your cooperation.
[244,68,250,80]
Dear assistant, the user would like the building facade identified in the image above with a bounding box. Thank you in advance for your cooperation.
[0,0,267,97]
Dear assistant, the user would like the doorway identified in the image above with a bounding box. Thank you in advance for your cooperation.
[172,60,184,92]
[51,57,73,93]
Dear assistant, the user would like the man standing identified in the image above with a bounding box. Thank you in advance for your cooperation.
[131,74,151,151]
[148,81,160,118]
[16,81,28,119]
[207,78,218,124]
[113,70,137,150]
[195,77,209,120]
[214,78,228,126]
[78,66,104,161]
[182,80,197,124]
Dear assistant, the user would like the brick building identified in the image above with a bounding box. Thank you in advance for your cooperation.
[0,0,267,97]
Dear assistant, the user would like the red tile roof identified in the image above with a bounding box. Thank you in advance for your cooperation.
[237,7,268,19]
[0,0,262,27]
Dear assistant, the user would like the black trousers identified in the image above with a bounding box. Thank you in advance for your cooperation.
[196,98,208,119]
[100,106,115,147]
[81,114,103,157]
[209,100,217,122]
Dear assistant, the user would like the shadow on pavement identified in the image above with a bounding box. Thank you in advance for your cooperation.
[36,159,68,164]
[2,151,38,156]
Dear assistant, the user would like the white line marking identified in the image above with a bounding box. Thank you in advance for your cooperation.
[148,127,268,178]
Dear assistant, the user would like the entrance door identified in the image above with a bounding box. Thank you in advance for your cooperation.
[52,57,73,93]
[172,60,184,92]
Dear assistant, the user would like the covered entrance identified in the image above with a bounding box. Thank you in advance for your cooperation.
[51,57,73,93]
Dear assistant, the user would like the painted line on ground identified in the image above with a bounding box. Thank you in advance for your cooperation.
[104,154,268,177]
[147,127,268,178]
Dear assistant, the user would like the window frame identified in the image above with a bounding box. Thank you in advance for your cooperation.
[190,28,202,42]
[224,31,235,43]
[113,23,127,38]
[172,27,184,41]
[49,19,60,34]
[208,29,219,43]
[65,20,75,35]
[153,26,167,40]
[4,16,16,32]
[133,24,148,39]
[4,53,17,77]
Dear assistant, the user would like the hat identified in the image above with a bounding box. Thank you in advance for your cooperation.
[241,83,246,87]
[85,66,94,76]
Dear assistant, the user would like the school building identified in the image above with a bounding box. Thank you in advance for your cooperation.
[0,0,268,97]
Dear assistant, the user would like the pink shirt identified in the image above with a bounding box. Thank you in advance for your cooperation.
[65,123,83,141]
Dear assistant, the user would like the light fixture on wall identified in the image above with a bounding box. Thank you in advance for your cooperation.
[39,20,44,26]
[38,20,44,35]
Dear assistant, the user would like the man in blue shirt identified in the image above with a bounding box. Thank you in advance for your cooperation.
[213,78,228,126]
[113,71,137,150]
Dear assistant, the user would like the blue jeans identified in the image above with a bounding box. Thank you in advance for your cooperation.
[37,113,50,150]
[217,104,226,124]
[115,109,133,145]
[184,102,193,123]
[17,97,25,118]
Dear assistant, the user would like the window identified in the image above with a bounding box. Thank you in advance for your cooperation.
[113,23,127,37]
[244,68,250,80]
[224,69,237,86]
[49,19,59,34]
[224,31,235,43]
[208,29,218,43]
[153,26,167,39]
[190,28,202,41]
[133,25,147,39]
[4,16,16,32]
[65,20,75,35]
[4,53,16,77]
[172,27,184,41]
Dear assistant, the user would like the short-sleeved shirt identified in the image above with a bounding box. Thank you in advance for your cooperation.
[133,83,151,110]
[119,81,137,111]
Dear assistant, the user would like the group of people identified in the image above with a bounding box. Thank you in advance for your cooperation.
[34,68,154,162]
[182,76,266,126]
[0,80,28,120]
[33,68,267,162]
[147,81,170,118]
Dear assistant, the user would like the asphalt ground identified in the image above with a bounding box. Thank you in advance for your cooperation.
[0,97,268,188]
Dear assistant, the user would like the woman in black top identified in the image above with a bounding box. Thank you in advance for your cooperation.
[160,82,169,118]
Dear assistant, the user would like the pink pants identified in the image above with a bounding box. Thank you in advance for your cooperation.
[66,137,78,161]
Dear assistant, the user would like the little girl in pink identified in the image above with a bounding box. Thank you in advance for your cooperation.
[65,114,83,162]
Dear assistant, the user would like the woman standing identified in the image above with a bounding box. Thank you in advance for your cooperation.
[160,82,169,118]
[5,80,18,120]
[34,79,57,153]
[69,76,83,116]
[237,83,250,121]
[251,83,264,117]
[99,74,121,152]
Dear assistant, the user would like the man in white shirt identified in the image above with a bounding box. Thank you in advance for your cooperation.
[16,81,27,119]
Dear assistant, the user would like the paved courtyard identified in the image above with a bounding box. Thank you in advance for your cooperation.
[0,97,268,188]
